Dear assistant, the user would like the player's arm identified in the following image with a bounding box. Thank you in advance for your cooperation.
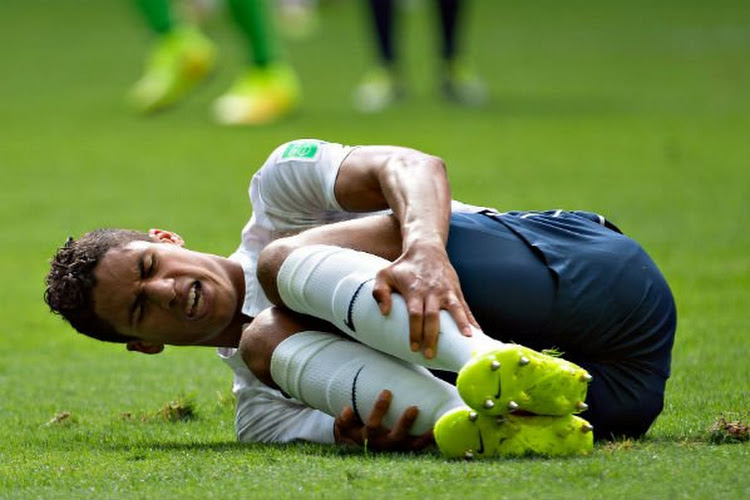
[257,143,478,357]
[334,146,478,357]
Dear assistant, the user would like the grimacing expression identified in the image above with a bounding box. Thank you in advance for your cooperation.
[92,237,240,348]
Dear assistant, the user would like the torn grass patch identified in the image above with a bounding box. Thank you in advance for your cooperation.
[158,396,197,422]
[45,411,75,427]
[707,414,749,444]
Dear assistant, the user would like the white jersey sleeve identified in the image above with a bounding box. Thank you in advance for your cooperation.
[250,139,361,234]
[236,139,374,317]
[218,347,335,444]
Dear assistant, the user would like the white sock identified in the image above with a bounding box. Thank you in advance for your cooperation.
[276,244,501,372]
[270,330,464,435]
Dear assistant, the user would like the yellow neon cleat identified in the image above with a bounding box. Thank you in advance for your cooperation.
[212,63,300,126]
[435,407,594,459]
[457,345,591,417]
[129,26,216,113]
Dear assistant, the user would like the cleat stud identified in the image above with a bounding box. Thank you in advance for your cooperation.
[468,411,478,422]
[519,356,530,366]
[507,401,519,411]
[581,373,593,382]
[483,399,495,409]
[490,360,501,371]
[582,424,594,433]
[496,416,506,425]
[576,401,589,411]
[464,451,474,459]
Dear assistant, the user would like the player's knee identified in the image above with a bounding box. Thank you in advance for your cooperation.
[608,234,646,266]
[257,238,299,305]
[593,387,665,440]
[239,307,304,388]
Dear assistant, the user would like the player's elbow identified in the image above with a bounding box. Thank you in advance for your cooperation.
[428,154,447,173]
[403,150,447,175]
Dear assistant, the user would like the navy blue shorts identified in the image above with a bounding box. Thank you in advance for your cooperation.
[443,211,676,439]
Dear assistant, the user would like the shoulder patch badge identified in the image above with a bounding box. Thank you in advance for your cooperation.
[281,141,320,161]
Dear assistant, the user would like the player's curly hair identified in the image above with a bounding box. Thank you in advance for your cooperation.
[44,229,152,343]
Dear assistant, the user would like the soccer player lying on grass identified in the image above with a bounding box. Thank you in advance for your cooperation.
[44,140,676,458]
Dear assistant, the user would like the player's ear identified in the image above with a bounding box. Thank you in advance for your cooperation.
[126,341,165,355]
[148,229,184,247]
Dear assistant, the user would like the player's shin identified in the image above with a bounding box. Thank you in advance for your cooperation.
[276,244,498,371]
[269,330,463,435]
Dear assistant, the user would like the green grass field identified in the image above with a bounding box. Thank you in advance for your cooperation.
[1,0,748,498]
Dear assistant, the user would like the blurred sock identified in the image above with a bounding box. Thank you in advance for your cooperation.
[437,0,462,61]
[135,0,175,35]
[368,0,397,66]
[227,0,281,67]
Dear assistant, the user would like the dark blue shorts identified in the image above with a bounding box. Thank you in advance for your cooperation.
[443,211,676,439]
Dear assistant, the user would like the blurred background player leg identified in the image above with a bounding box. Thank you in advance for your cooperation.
[276,0,320,41]
[353,0,405,113]
[129,0,217,113]
[353,0,485,113]
[179,0,222,25]
[213,0,301,125]
[434,0,486,106]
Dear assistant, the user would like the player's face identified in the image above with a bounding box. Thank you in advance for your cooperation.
[92,235,242,348]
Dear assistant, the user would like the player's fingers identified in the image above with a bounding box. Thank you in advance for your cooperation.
[407,298,425,353]
[366,390,392,430]
[422,295,441,359]
[446,297,474,338]
[372,279,393,316]
[335,406,357,428]
[456,290,481,330]
[333,406,359,444]
[389,406,419,442]
[410,430,435,451]
[467,308,480,330]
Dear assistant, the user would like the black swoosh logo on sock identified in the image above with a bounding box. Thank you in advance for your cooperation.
[343,278,375,332]
[351,366,365,422]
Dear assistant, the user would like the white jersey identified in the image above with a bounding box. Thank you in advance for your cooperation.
[218,139,487,444]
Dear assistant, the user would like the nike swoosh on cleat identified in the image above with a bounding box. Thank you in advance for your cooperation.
[343,278,374,332]
[494,375,502,399]
[476,430,485,454]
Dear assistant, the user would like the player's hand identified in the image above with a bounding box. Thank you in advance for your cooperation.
[371,242,479,359]
[333,390,434,452]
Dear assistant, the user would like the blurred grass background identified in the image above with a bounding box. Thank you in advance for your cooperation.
[0,0,748,498]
